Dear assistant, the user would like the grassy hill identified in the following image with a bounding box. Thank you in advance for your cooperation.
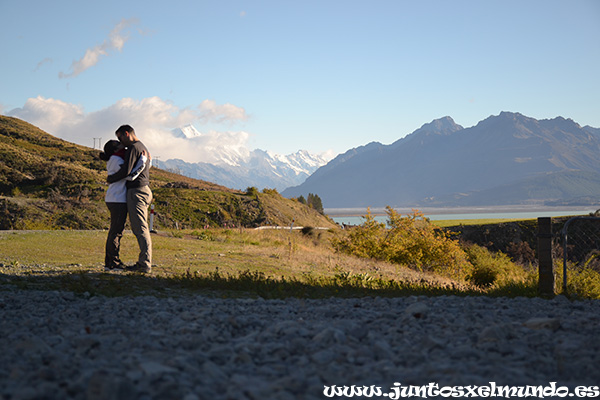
[0,116,336,230]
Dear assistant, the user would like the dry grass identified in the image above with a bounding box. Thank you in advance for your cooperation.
[0,228,466,297]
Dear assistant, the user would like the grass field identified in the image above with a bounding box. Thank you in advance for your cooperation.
[0,228,483,298]
[3,221,595,299]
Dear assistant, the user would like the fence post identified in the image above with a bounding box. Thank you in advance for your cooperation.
[537,217,554,297]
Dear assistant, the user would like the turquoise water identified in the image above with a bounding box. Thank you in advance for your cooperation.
[331,209,595,226]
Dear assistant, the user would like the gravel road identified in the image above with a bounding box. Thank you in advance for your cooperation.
[1,289,598,399]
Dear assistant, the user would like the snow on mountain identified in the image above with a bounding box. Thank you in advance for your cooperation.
[169,125,251,167]
[155,127,331,190]
[266,149,328,176]
[207,145,250,168]
[171,124,202,139]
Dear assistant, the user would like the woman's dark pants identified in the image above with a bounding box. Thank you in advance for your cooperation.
[105,202,128,268]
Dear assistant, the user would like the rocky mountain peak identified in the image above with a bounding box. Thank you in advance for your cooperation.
[282,112,600,208]
[418,116,463,135]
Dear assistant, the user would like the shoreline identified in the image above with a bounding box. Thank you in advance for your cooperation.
[325,205,598,217]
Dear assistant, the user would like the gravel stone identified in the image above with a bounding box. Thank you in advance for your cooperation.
[1,290,599,399]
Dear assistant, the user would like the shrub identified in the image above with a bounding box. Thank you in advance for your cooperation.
[333,207,471,279]
[556,262,600,299]
[332,208,388,260]
[301,226,316,236]
[384,208,470,277]
[245,186,259,197]
[568,268,600,299]
[468,263,499,288]
[464,244,529,288]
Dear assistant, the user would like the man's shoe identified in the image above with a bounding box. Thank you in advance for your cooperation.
[125,263,152,274]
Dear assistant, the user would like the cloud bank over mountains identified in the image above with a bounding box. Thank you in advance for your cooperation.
[7,95,333,191]
[7,95,255,163]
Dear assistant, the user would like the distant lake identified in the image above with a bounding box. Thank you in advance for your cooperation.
[327,207,596,226]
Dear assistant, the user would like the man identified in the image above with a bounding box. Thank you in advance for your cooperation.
[107,124,153,273]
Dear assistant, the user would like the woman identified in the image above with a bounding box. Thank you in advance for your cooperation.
[99,140,128,271]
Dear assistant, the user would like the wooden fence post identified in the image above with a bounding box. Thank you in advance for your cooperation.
[537,217,555,297]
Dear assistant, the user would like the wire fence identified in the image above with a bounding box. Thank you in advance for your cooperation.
[559,216,600,293]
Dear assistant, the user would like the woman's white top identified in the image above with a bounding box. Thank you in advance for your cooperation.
[105,155,127,203]
[105,153,150,203]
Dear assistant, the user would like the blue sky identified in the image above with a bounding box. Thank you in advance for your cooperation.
[1,0,599,162]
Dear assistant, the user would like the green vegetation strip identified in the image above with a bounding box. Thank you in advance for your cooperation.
[2,219,597,300]
[0,229,537,299]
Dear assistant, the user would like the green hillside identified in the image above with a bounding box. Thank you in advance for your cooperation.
[0,116,336,230]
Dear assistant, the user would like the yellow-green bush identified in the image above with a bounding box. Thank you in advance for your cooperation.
[333,207,471,279]
[556,263,600,299]
[333,208,387,260]
[332,206,544,291]
[463,243,529,288]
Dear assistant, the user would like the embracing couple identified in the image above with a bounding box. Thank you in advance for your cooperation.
[99,124,153,274]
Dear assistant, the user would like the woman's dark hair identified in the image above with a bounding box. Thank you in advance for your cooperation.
[99,140,122,161]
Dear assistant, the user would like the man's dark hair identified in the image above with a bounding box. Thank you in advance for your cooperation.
[115,124,134,136]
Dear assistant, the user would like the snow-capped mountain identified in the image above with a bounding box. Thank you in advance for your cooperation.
[154,129,330,191]
[172,125,202,139]
[169,125,252,167]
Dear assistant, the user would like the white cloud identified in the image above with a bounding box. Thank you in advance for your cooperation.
[7,96,251,163]
[108,19,134,51]
[59,18,139,79]
[8,96,86,134]
[198,99,249,124]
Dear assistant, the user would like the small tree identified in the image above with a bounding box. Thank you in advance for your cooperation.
[297,195,306,205]
[307,193,324,215]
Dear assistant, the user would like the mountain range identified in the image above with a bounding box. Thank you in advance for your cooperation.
[282,112,600,208]
[152,125,329,191]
